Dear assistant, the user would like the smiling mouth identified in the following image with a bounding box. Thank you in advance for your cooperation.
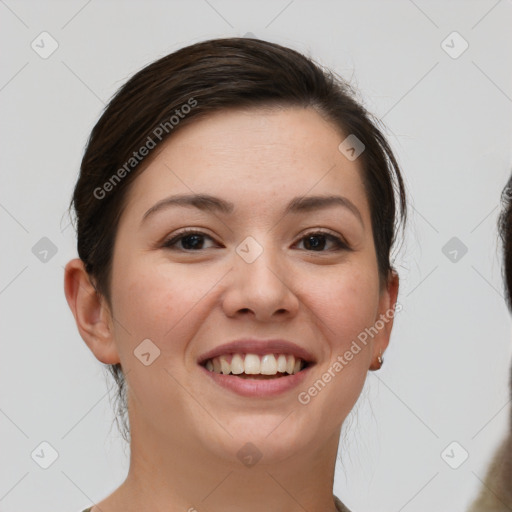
[200,353,313,378]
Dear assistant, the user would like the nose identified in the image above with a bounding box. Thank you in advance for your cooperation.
[221,238,300,322]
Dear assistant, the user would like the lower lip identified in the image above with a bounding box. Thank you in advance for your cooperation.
[198,364,314,397]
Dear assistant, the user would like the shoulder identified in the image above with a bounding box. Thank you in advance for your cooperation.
[334,494,353,512]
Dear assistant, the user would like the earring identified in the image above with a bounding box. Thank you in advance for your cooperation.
[369,349,384,371]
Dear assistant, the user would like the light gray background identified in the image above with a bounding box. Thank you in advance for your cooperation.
[1,1,512,511]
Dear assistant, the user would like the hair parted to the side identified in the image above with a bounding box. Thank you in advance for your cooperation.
[67,37,408,443]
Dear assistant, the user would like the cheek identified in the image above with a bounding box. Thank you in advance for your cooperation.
[111,256,220,355]
[294,267,379,427]
[308,262,380,353]
[308,266,380,407]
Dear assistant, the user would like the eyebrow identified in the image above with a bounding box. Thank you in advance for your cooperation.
[141,193,364,226]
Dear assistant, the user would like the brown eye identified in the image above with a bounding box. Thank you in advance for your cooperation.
[297,232,350,252]
[162,230,217,251]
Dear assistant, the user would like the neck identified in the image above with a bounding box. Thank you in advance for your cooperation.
[110,412,343,512]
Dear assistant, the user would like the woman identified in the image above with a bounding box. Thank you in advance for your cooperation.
[64,37,407,512]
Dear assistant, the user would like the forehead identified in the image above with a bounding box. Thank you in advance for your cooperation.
[122,106,370,223]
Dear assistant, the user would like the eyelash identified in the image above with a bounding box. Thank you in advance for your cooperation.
[161,228,351,253]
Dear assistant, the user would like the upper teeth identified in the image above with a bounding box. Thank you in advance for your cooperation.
[205,353,305,375]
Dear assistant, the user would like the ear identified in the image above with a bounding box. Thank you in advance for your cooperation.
[64,258,120,364]
[372,268,400,360]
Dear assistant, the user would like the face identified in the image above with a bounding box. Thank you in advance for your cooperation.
[87,106,397,464]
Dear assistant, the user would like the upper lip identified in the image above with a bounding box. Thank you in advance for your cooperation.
[197,339,317,366]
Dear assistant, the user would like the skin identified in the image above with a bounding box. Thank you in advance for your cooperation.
[64,106,399,512]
